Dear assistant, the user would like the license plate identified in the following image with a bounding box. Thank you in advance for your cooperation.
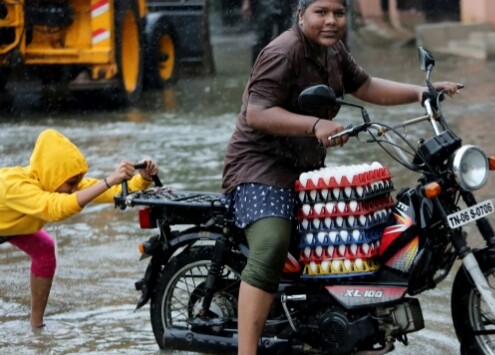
[447,200,494,229]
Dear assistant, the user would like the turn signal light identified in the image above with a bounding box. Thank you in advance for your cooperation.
[139,208,156,229]
[423,182,441,198]
[489,156,495,170]
[138,243,145,254]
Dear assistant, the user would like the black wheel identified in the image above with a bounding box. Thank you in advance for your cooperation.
[452,249,495,354]
[150,245,244,349]
[144,13,179,89]
[111,0,144,105]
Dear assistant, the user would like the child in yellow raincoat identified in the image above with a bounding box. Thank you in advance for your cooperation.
[0,129,158,328]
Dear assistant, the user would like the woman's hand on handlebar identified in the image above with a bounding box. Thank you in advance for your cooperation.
[313,119,350,148]
[431,81,464,99]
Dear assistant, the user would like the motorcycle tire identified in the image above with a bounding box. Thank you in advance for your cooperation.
[452,248,495,355]
[149,245,244,350]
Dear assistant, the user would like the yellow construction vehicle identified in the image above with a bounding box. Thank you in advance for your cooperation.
[0,0,212,106]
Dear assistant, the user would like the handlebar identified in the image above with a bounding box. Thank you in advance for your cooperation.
[329,82,463,143]
[327,96,447,171]
[303,48,465,173]
[328,123,370,142]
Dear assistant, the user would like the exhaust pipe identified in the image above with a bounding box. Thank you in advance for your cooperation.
[163,328,302,354]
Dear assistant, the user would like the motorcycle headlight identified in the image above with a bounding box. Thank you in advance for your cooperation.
[451,145,489,191]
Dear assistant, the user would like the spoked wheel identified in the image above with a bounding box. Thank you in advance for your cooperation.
[452,249,495,355]
[150,246,243,349]
[111,0,144,105]
[144,13,179,89]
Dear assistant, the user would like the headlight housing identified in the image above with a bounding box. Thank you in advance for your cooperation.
[451,145,489,191]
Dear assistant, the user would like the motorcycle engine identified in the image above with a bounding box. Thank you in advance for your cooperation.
[318,309,377,354]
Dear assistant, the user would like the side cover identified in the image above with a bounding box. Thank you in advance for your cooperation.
[379,189,421,275]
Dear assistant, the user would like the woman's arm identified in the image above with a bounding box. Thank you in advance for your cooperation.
[246,104,319,136]
[353,77,462,105]
[246,104,349,147]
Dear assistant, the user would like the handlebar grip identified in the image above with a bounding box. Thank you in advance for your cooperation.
[346,124,361,137]
[328,123,368,142]
[133,162,163,187]
[133,162,147,169]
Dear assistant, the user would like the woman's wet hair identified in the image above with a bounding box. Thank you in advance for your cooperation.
[297,0,347,14]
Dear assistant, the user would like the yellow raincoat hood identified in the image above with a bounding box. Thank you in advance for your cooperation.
[29,129,89,191]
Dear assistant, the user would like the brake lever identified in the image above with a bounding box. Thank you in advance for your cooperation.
[328,123,368,142]
[422,83,464,109]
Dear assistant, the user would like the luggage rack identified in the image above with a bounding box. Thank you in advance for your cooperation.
[125,187,224,206]
[115,187,228,225]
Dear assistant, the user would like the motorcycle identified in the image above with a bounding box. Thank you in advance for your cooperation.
[115,47,495,354]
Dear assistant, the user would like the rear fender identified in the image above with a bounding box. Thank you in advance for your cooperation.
[135,229,248,309]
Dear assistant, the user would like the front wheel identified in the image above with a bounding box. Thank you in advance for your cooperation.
[150,245,244,349]
[452,249,495,355]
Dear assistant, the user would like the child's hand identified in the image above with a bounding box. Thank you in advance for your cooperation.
[137,159,158,182]
[107,161,136,186]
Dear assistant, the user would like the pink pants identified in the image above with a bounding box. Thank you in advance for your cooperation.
[8,230,57,277]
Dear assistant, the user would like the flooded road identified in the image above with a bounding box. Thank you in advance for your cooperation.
[2,15,495,355]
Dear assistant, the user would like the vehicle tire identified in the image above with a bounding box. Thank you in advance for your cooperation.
[144,13,179,89]
[111,0,144,105]
[150,245,244,349]
[452,249,495,354]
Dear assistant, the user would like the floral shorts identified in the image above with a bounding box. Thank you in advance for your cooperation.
[225,183,297,229]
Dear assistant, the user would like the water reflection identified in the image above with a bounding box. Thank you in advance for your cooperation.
[1,20,495,355]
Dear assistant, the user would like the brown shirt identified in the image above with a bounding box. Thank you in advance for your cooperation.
[222,26,370,193]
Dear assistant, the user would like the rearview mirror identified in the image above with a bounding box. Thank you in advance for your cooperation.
[418,47,435,72]
[298,85,337,112]
[298,84,371,124]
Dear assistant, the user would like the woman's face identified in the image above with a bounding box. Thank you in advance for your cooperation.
[298,0,347,48]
